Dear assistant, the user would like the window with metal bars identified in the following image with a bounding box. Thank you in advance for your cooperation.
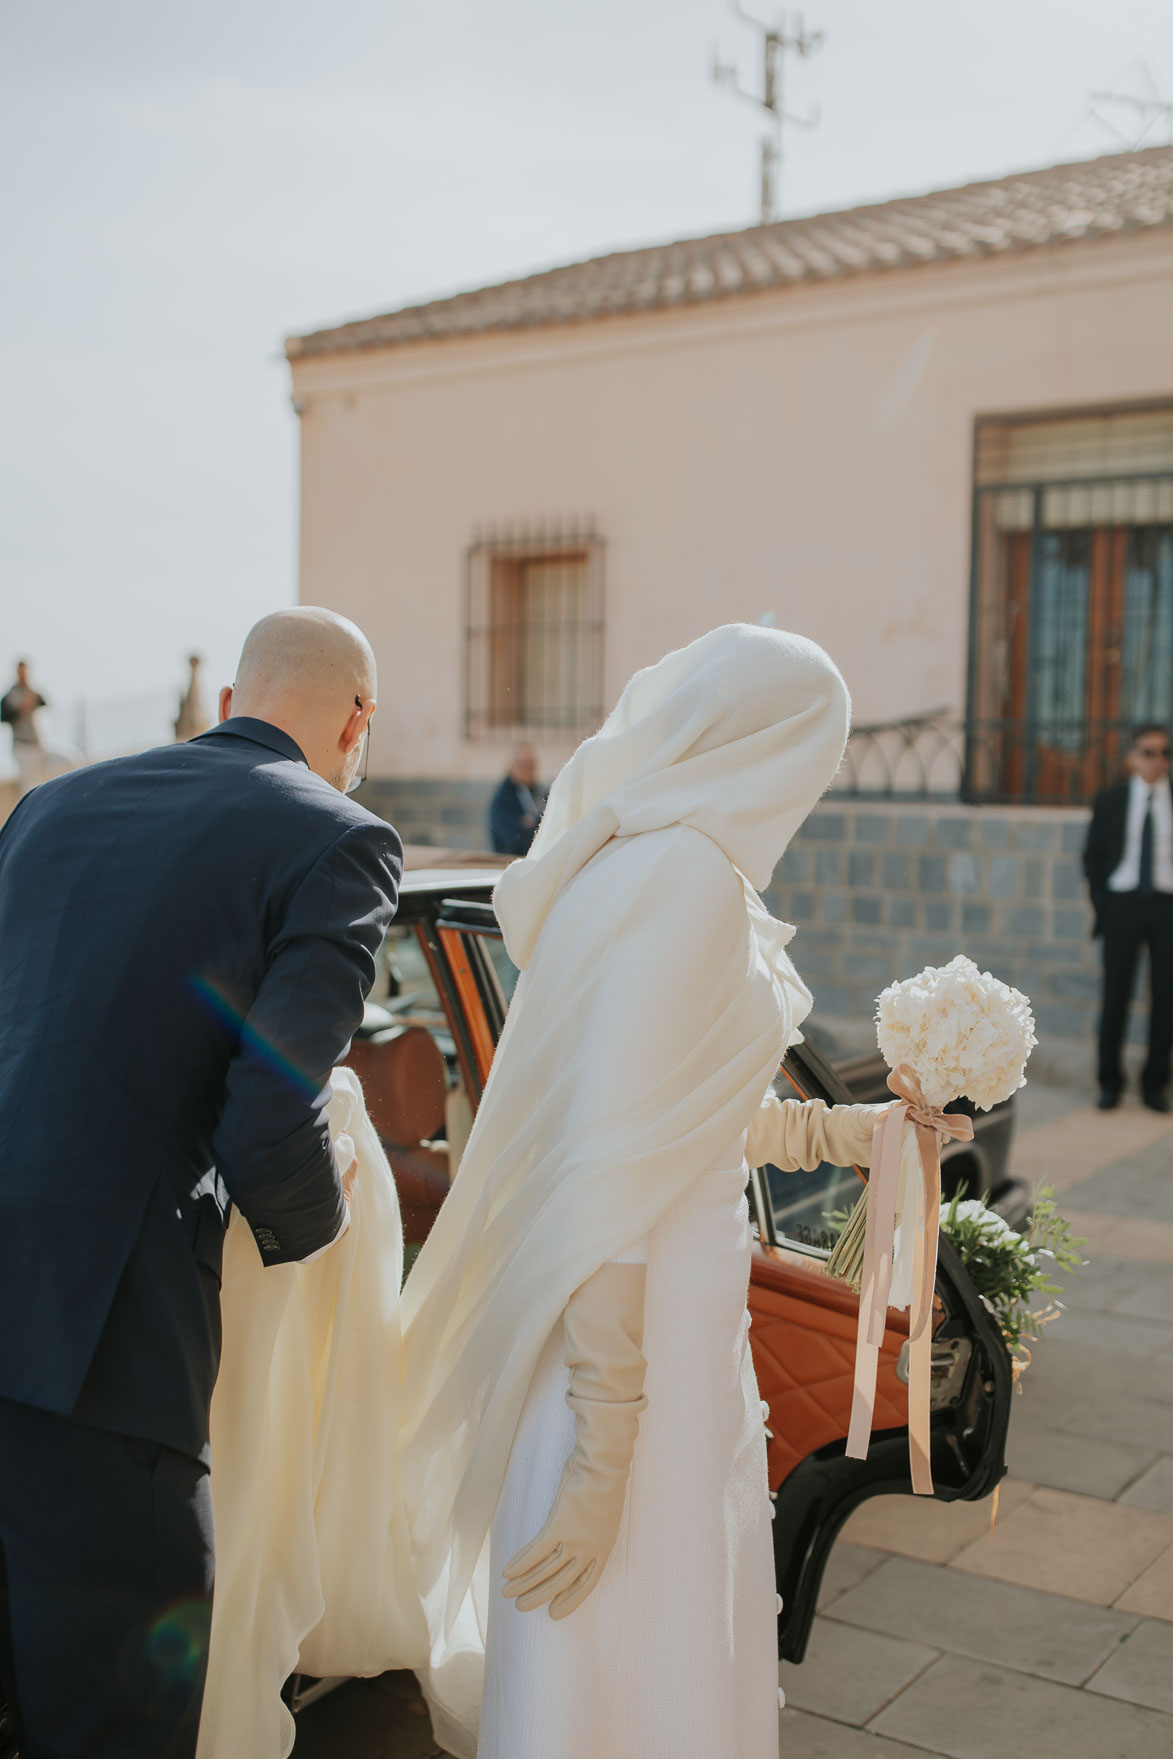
[966,404,1173,805]
[465,521,604,740]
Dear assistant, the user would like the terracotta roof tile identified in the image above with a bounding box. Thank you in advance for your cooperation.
[286,145,1173,359]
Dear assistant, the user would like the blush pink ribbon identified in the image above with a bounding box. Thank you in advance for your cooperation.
[845,1066,974,1496]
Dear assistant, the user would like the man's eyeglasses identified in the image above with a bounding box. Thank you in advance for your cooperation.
[346,696,372,795]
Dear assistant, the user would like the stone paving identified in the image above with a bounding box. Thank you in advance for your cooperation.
[293,1083,1173,1757]
[778,1082,1173,1759]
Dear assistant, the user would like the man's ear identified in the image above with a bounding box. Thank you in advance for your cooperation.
[341,697,375,754]
[219,686,234,723]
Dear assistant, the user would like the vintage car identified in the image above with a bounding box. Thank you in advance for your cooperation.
[0,852,1017,1759]
[345,851,1014,1669]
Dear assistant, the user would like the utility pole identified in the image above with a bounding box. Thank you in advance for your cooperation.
[712,4,823,224]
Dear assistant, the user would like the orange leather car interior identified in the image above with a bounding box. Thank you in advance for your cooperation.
[748,1246,910,1490]
[345,1025,451,1242]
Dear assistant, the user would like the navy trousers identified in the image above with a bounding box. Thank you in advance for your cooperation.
[0,1398,213,1759]
[1098,892,1173,1099]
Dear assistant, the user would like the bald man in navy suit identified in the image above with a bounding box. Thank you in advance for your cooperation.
[0,610,402,1758]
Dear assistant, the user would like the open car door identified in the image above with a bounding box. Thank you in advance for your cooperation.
[749,1034,1013,1662]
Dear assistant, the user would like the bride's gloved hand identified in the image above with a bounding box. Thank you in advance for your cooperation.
[745,1094,895,1172]
[501,1260,648,1620]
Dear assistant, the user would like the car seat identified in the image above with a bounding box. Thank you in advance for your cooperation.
[345,1025,451,1243]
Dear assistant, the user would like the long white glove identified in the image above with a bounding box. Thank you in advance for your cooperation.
[745,1095,892,1171]
[501,1260,647,1620]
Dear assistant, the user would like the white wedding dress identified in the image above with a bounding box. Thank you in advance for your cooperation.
[200,1083,779,1759]
[480,1131,779,1759]
[196,1068,432,1759]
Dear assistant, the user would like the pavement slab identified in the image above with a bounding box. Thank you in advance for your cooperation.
[817,1542,889,1611]
[1086,1617,1173,1715]
[824,1555,1140,1686]
[1005,1356,1092,1431]
[949,1485,1173,1605]
[1005,1420,1156,1500]
[1062,1390,1173,1453]
[1050,1252,1159,1316]
[1011,1335,1165,1420]
[838,1481,1034,1566]
[1042,1308,1173,1367]
[1055,1129,1173,1222]
[1115,1272,1173,1326]
[1119,1455,1173,1514]
[778,1618,939,1727]
[1115,1540,1173,1620]
[1061,1209,1173,1264]
[779,1706,946,1759]
[1011,1107,1173,1196]
[870,1653,1173,1759]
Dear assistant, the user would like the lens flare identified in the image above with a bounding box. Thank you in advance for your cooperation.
[147,1600,211,1688]
[189,974,322,1101]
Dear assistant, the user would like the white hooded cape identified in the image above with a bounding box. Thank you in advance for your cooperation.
[397,623,850,1753]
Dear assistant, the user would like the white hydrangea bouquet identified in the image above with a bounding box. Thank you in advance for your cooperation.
[826,955,1037,1495]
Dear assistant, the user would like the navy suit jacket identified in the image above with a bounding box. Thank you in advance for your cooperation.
[1083,775,1173,935]
[0,718,402,1461]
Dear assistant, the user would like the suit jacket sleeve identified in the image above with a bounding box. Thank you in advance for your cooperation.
[213,819,403,1264]
[1082,790,1115,936]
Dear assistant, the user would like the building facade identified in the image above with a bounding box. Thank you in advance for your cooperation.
[287,146,1173,1077]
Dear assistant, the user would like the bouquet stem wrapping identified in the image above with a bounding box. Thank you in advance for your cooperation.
[832,1067,973,1497]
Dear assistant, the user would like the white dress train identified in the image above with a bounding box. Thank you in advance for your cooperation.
[480,1133,779,1759]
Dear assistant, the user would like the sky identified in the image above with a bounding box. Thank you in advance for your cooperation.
[2,0,1171,751]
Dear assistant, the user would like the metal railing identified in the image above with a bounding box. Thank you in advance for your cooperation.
[833,711,1141,806]
[73,692,179,761]
[833,709,963,799]
[24,692,180,766]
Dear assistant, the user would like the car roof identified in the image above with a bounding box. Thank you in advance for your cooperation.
[399,845,509,895]
[400,868,502,895]
[396,846,507,903]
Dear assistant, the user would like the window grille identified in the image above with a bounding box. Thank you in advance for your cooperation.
[966,404,1173,805]
[465,520,604,740]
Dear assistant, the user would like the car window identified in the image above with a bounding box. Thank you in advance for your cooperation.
[759,1062,864,1260]
[373,926,454,1054]
[482,935,520,1005]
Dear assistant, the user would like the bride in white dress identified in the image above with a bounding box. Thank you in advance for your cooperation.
[481,1132,778,1759]
[397,623,880,1759]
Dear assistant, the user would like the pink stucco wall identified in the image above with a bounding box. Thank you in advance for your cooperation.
[289,229,1173,783]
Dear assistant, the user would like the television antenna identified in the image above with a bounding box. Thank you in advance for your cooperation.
[1087,61,1173,148]
[712,4,823,224]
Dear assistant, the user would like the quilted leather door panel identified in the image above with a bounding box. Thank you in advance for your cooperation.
[748,1246,911,1490]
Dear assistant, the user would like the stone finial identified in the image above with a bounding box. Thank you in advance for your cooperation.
[174,653,210,743]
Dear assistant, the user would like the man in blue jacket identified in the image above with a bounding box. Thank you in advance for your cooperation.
[489,745,546,856]
[0,608,403,1757]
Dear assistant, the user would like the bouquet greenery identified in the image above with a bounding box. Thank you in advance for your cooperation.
[937,1183,1086,1370]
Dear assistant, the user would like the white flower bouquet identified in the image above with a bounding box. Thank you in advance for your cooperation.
[875,954,1038,1113]
[826,955,1037,1495]
[827,955,1037,1293]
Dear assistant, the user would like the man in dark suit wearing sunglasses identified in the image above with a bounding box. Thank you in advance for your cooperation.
[1084,723,1173,1113]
